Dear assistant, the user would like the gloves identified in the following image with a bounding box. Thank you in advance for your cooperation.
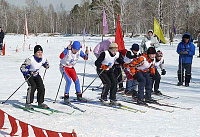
[123,63,129,68]
[161,69,166,75]
[25,72,33,79]
[43,60,49,69]
[101,64,109,70]
[130,67,136,76]
[149,67,155,75]
[180,51,188,55]
[26,73,31,77]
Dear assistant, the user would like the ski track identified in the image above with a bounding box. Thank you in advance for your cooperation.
[0,35,200,137]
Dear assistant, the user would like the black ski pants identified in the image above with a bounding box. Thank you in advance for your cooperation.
[152,69,161,92]
[133,71,152,101]
[25,74,45,104]
[98,69,117,100]
[177,63,191,84]
[113,64,123,89]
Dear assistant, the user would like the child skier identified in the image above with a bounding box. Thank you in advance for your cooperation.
[152,50,166,95]
[127,47,156,105]
[59,41,88,103]
[123,44,141,98]
[20,45,49,109]
[95,43,124,105]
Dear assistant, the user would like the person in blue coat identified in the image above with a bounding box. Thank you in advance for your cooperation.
[176,33,195,87]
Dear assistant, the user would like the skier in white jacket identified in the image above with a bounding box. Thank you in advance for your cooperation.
[140,30,160,53]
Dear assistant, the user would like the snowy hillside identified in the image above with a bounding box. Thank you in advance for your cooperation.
[0,35,200,137]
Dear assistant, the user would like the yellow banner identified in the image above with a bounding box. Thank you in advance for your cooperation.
[154,18,167,44]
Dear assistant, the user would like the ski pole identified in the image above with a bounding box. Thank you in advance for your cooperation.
[94,67,123,90]
[1,75,32,104]
[82,60,87,92]
[181,56,183,83]
[82,69,104,94]
[82,47,88,93]
[43,68,47,80]
[53,73,64,103]
[92,83,103,91]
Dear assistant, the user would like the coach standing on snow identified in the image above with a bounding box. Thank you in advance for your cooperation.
[140,30,159,53]
[176,33,195,87]
[0,27,5,55]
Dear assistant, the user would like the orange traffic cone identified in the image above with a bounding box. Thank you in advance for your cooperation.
[16,46,19,52]
[2,43,5,55]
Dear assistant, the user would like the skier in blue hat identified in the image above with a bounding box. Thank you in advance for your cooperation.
[59,41,89,103]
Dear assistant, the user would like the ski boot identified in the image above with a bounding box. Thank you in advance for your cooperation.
[38,103,49,109]
[154,90,162,95]
[64,94,70,104]
[99,98,109,105]
[145,98,156,104]
[176,82,183,86]
[132,95,138,102]
[25,103,33,109]
[76,93,88,102]
[137,100,146,106]
[185,83,189,87]
[110,100,121,106]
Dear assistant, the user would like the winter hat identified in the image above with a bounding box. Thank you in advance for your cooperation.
[72,41,81,50]
[156,50,163,57]
[182,33,190,39]
[148,29,154,34]
[34,45,43,54]
[147,47,156,54]
[130,43,139,51]
[109,43,118,49]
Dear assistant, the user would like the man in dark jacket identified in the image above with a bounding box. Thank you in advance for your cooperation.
[0,27,5,54]
[176,33,195,87]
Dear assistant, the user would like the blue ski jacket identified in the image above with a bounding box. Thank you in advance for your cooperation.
[176,33,195,64]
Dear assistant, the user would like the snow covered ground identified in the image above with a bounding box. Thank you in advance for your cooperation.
[0,34,200,137]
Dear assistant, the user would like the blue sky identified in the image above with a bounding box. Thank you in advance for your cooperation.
[5,0,83,11]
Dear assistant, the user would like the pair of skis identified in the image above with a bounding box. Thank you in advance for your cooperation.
[13,104,74,115]
[122,98,192,113]
[70,99,146,113]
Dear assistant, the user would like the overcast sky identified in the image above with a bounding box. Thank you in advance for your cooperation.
[5,0,83,11]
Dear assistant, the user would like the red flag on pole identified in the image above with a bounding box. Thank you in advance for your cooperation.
[8,115,18,136]
[115,15,125,52]
[19,121,29,137]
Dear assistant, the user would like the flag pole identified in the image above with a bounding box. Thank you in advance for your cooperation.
[83,35,85,48]
[23,14,26,51]
[102,7,104,42]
